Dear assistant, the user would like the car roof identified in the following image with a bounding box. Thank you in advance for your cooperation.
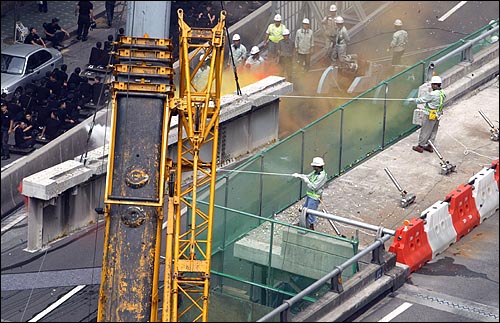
[1,44,46,57]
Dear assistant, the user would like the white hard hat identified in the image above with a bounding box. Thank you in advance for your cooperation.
[431,75,442,84]
[274,14,282,21]
[394,19,403,26]
[250,46,260,55]
[334,16,344,24]
[232,33,240,41]
[302,18,310,24]
[311,157,325,167]
[329,4,337,12]
[282,29,290,36]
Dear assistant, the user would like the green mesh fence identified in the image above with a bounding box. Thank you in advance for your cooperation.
[188,21,498,321]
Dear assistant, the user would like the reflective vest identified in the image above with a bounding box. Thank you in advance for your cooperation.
[267,23,286,43]
[306,170,327,200]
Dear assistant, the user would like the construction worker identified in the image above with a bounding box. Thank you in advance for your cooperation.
[263,14,287,62]
[245,46,265,70]
[295,18,314,72]
[228,33,247,68]
[292,157,328,230]
[331,16,350,67]
[321,4,338,56]
[407,75,446,153]
[389,19,408,66]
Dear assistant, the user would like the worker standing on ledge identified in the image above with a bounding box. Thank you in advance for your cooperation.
[389,19,408,67]
[407,75,446,153]
[293,157,328,230]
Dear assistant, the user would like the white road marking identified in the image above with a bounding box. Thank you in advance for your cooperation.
[1,214,26,233]
[438,1,467,22]
[28,285,86,322]
[378,302,413,322]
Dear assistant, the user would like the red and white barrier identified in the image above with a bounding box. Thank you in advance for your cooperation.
[388,218,433,274]
[445,184,480,242]
[468,167,500,223]
[421,201,457,259]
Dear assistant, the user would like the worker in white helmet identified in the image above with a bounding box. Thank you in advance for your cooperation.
[228,33,248,68]
[321,4,338,54]
[292,157,328,230]
[389,19,408,67]
[295,18,314,71]
[407,75,446,153]
[331,16,350,66]
[245,45,265,70]
[193,54,211,90]
[278,29,294,79]
[263,13,287,62]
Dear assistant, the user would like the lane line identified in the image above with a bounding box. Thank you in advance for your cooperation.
[1,214,26,233]
[378,302,413,322]
[438,1,467,22]
[28,285,86,322]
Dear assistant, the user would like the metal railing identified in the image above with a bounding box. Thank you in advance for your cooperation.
[427,23,499,81]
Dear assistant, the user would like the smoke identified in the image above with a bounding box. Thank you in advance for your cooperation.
[85,123,111,150]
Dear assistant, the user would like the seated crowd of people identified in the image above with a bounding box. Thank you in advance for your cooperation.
[1,64,108,153]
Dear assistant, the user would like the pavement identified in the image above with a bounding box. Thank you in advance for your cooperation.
[276,76,500,249]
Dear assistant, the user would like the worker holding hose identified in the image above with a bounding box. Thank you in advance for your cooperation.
[293,157,328,230]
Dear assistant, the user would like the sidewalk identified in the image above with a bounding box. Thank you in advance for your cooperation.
[1,1,107,51]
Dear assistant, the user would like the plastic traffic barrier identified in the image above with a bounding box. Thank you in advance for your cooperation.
[491,159,499,189]
[420,201,457,259]
[445,184,480,242]
[469,167,500,223]
[389,218,432,274]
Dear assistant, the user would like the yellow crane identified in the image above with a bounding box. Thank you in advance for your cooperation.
[97,8,226,322]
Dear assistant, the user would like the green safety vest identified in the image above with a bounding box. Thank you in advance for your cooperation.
[306,170,326,200]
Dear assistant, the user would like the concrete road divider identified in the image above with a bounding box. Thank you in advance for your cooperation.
[445,184,480,242]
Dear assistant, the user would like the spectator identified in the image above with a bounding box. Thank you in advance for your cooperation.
[46,72,62,98]
[89,41,107,66]
[245,46,265,71]
[75,1,95,42]
[79,77,93,104]
[24,27,46,47]
[68,67,86,92]
[39,110,63,140]
[263,14,287,62]
[58,64,69,84]
[57,100,77,131]
[91,76,106,105]
[43,17,70,50]
[38,1,48,13]
[278,29,293,79]
[116,27,125,41]
[24,112,40,138]
[295,18,314,72]
[14,120,36,149]
[105,1,116,27]
[228,34,247,68]
[1,102,14,160]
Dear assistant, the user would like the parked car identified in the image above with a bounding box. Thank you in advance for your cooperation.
[1,44,63,100]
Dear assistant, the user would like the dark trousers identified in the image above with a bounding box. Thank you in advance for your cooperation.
[47,32,65,47]
[77,16,91,39]
[38,1,48,13]
[105,2,116,25]
[279,56,293,80]
[1,128,10,157]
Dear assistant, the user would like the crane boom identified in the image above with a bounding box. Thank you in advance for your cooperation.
[97,8,226,322]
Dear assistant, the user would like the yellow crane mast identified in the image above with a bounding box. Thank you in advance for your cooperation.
[97,8,226,322]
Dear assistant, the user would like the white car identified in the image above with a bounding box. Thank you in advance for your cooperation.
[1,44,63,100]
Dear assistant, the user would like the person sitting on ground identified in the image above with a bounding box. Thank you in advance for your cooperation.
[56,100,77,131]
[67,67,86,92]
[14,119,36,149]
[24,27,46,47]
[39,110,63,140]
[43,17,70,49]
[89,41,107,66]
[91,76,106,105]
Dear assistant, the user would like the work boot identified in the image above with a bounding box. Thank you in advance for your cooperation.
[423,145,434,153]
[308,223,314,231]
[412,145,424,153]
